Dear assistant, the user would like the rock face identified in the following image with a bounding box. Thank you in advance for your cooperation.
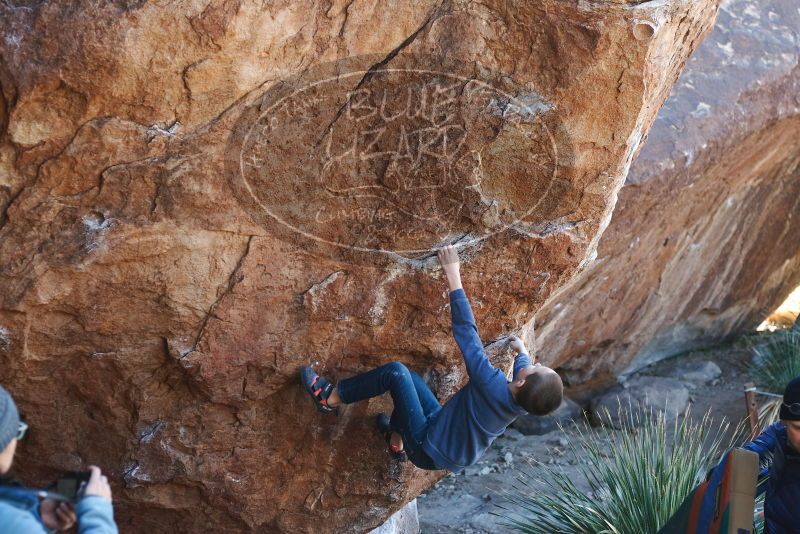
[0,1,719,532]
[536,0,800,394]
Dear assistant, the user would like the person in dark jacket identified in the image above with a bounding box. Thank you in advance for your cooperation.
[0,385,118,533]
[300,244,564,471]
[744,375,800,534]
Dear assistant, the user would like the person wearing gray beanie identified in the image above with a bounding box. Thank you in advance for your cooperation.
[0,385,119,533]
[742,375,800,534]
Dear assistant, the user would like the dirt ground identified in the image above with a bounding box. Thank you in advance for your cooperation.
[417,337,760,534]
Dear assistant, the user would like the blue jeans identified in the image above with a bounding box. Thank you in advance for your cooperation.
[337,362,441,470]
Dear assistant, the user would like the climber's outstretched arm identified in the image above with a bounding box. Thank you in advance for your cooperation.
[509,335,533,380]
[437,245,495,384]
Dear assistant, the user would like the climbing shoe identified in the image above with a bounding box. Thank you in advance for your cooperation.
[376,413,407,462]
[300,366,337,414]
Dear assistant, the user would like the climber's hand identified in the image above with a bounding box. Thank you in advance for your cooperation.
[508,335,527,354]
[437,244,460,267]
[437,245,462,291]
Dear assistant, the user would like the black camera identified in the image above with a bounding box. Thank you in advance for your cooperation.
[51,471,91,502]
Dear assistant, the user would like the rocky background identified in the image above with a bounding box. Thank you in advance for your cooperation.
[0,0,726,532]
[535,0,800,396]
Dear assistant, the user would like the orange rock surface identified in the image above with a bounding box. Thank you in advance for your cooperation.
[0,1,719,531]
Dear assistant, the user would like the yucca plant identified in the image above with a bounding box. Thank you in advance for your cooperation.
[749,330,800,427]
[493,407,731,534]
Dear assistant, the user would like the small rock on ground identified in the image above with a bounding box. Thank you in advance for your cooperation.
[669,360,722,384]
[512,397,583,435]
[590,376,690,428]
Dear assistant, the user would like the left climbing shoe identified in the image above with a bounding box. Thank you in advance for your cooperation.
[300,366,337,414]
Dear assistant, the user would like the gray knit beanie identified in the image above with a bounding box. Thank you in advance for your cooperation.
[0,385,20,451]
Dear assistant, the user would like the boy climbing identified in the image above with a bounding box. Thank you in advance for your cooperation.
[300,244,564,472]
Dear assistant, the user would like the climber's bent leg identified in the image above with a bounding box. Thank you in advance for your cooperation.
[386,370,441,467]
[397,371,440,469]
[336,361,419,406]
[308,362,440,469]
[338,362,439,469]
[409,370,441,418]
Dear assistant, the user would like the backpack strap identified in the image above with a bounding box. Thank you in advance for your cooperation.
[0,484,42,508]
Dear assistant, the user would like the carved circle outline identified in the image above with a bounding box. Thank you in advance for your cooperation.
[236,68,559,255]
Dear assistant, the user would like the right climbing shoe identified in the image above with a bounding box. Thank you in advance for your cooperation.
[376,413,407,462]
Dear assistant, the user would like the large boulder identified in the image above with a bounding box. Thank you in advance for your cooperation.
[0,1,719,532]
[535,0,800,393]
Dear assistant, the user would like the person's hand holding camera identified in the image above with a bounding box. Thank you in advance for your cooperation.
[83,465,113,502]
[40,499,77,532]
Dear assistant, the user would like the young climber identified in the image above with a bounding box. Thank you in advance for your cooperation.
[0,385,119,533]
[300,244,564,472]
[743,375,800,534]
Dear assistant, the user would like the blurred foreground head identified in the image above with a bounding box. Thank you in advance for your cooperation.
[0,385,20,474]
[781,376,800,450]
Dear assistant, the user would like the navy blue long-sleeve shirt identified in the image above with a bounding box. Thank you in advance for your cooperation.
[743,421,800,534]
[422,288,531,472]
